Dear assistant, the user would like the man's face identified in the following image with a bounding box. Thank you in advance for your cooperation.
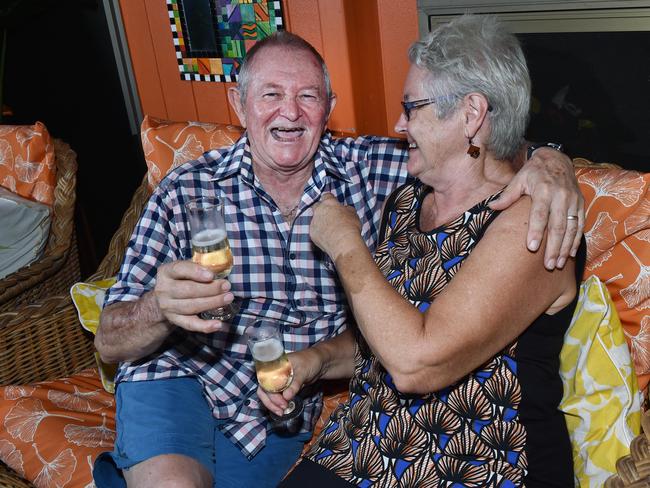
[229,46,336,176]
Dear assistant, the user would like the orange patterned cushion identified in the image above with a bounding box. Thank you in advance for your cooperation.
[141,115,243,190]
[0,369,115,488]
[0,122,56,205]
[576,159,650,388]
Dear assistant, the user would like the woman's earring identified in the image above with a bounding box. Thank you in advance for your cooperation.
[467,138,480,158]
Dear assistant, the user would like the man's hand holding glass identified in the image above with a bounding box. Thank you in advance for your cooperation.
[147,197,239,335]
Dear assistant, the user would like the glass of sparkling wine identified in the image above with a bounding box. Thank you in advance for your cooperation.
[186,197,238,321]
[245,320,304,434]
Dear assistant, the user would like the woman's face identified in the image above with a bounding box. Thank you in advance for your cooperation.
[395,65,464,183]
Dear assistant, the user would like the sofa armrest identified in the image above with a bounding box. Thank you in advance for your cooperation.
[0,293,95,386]
[0,177,152,387]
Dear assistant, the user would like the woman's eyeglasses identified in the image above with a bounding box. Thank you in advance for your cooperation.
[401,98,436,121]
[401,97,493,121]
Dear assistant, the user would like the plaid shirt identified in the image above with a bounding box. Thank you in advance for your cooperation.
[106,132,409,458]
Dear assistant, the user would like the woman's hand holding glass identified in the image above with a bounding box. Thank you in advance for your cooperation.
[246,320,328,433]
[255,344,324,419]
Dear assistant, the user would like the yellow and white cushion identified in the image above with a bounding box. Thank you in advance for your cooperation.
[70,278,117,394]
[560,275,642,487]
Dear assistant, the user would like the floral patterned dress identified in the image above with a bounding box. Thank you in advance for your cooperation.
[303,181,575,487]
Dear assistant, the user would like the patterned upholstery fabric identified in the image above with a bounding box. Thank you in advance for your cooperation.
[140,115,243,190]
[576,161,650,388]
[0,370,115,488]
[0,122,56,206]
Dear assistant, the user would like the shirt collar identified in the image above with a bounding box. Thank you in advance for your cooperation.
[209,132,352,184]
[313,132,352,183]
[208,134,252,183]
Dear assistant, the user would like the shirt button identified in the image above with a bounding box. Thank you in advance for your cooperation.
[244,399,251,406]
[289,253,296,260]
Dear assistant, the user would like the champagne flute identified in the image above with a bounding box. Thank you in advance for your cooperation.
[245,320,304,434]
[186,197,238,321]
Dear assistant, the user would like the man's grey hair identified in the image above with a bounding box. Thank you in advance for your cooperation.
[409,14,531,160]
[237,31,333,110]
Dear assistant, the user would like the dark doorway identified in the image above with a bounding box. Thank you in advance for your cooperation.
[521,31,650,172]
[3,1,145,278]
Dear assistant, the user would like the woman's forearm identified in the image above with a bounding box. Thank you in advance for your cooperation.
[310,328,357,380]
[332,237,425,375]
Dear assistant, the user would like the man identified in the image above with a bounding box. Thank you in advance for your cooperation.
[94,32,583,488]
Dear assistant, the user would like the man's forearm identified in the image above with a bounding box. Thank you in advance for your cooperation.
[512,141,529,170]
[95,291,174,364]
[516,142,568,171]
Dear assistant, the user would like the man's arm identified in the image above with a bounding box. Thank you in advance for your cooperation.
[490,146,584,270]
[95,260,232,363]
[96,293,173,363]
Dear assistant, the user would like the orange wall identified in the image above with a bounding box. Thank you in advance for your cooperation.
[118,0,418,136]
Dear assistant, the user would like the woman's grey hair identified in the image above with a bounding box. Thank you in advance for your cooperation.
[409,14,531,160]
[237,31,333,110]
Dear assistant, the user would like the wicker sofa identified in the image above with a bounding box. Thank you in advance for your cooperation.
[0,139,81,313]
[0,158,648,487]
[0,177,146,488]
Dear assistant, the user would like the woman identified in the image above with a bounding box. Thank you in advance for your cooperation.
[262,14,584,487]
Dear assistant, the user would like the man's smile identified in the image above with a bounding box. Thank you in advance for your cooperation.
[270,126,306,141]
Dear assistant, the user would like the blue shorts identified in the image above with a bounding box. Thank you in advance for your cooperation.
[93,377,311,488]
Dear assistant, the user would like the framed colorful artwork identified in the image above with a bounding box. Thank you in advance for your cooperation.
[167,0,285,82]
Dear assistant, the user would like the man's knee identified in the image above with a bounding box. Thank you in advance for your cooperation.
[123,454,212,488]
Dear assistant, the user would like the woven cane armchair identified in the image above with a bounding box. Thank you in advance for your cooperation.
[0,175,149,487]
[0,139,81,313]
[0,162,648,487]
